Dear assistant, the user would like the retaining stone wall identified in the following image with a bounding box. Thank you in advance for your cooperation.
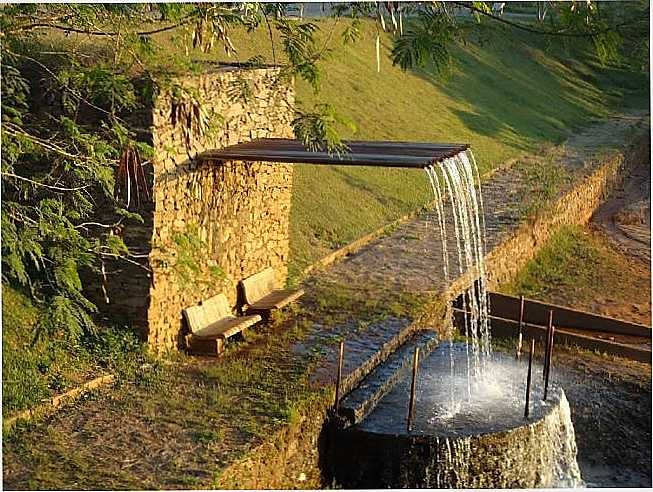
[147,67,295,350]
[87,66,295,351]
[446,135,649,303]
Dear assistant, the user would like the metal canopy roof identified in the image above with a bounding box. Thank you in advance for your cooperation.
[199,138,469,169]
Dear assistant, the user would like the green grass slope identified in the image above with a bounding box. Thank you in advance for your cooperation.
[36,19,651,276]
[2,286,149,414]
[198,20,647,276]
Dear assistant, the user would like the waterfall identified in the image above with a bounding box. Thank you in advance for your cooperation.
[420,153,584,486]
[424,150,492,388]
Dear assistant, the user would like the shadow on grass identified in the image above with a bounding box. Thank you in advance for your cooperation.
[409,25,648,151]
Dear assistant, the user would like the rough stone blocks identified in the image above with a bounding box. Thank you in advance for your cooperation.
[99,66,295,353]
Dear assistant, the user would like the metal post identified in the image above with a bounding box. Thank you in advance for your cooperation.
[334,340,345,409]
[407,347,420,433]
[524,338,535,419]
[544,326,555,401]
[516,295,525,359]
[543,310,553,379]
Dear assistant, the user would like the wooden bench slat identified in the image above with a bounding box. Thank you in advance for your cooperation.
[202,294,232,321]
[194,314,261,340]
[241,267,277,305]
[249,289,304,311]
[183,293,263,356]
[183,304,209,334]
[241,268,303,315]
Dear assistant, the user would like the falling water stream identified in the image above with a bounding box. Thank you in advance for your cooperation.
[332,149,585,488]
[416,151,584,487]
[425,150,493,405]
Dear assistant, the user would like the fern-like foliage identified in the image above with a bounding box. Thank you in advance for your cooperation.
[275,18,322,92]
[292,103,357,155]
[391,5,457,73]
[1,5,159,341]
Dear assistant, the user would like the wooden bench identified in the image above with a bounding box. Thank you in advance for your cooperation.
[240,267,304,316]
[183,293,261,356]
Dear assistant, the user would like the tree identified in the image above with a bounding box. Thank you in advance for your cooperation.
[388,1,649,72]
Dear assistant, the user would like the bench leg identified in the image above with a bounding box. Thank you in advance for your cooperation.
[188,337,224,357]
[247,309,273,322]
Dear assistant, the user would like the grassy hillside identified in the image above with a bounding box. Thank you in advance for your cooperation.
[292,23,646,275]
[45,18,647,275]
[28,18,649,276]
[500,225,651,325]
[168,19,647,275]
[2,286,148,414]
[1,286,91,413]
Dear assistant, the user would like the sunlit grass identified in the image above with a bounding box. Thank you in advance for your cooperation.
[500,225,651,315]
[32,19,648,275]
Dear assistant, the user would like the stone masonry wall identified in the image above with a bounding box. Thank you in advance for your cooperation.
[146,66,295,351]
[85,66,295,351]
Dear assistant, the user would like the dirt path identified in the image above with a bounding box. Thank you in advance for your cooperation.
[592,127,651,265]
[504,133,651,327]
[587,136,651,322]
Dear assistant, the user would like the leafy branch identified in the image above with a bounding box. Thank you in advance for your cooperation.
[292,103,357,155]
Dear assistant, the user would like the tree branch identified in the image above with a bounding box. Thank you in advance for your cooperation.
[9,16,195,37]
[4,48,128,124]
[452,1,641,38]
[2,172,90,192]
[98,251,152,273]
[3,123,94,162]
[262,7,276,64]
[75,221,123,230]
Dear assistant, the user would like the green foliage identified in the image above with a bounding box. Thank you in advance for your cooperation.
[2,286,148,413]
[292,103,357,154]
[471,2,492,19]
[389,1,649,74]
[341,17,363,45]
[1,5,159,341]
[391,5,456,73]
[274,18,322,93]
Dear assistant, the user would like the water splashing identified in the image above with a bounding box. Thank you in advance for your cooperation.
[424,150,492,392]
[357,343,585,488]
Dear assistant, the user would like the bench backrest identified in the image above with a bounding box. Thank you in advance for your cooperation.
[241,267,277,305]
[183,293,231,333]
